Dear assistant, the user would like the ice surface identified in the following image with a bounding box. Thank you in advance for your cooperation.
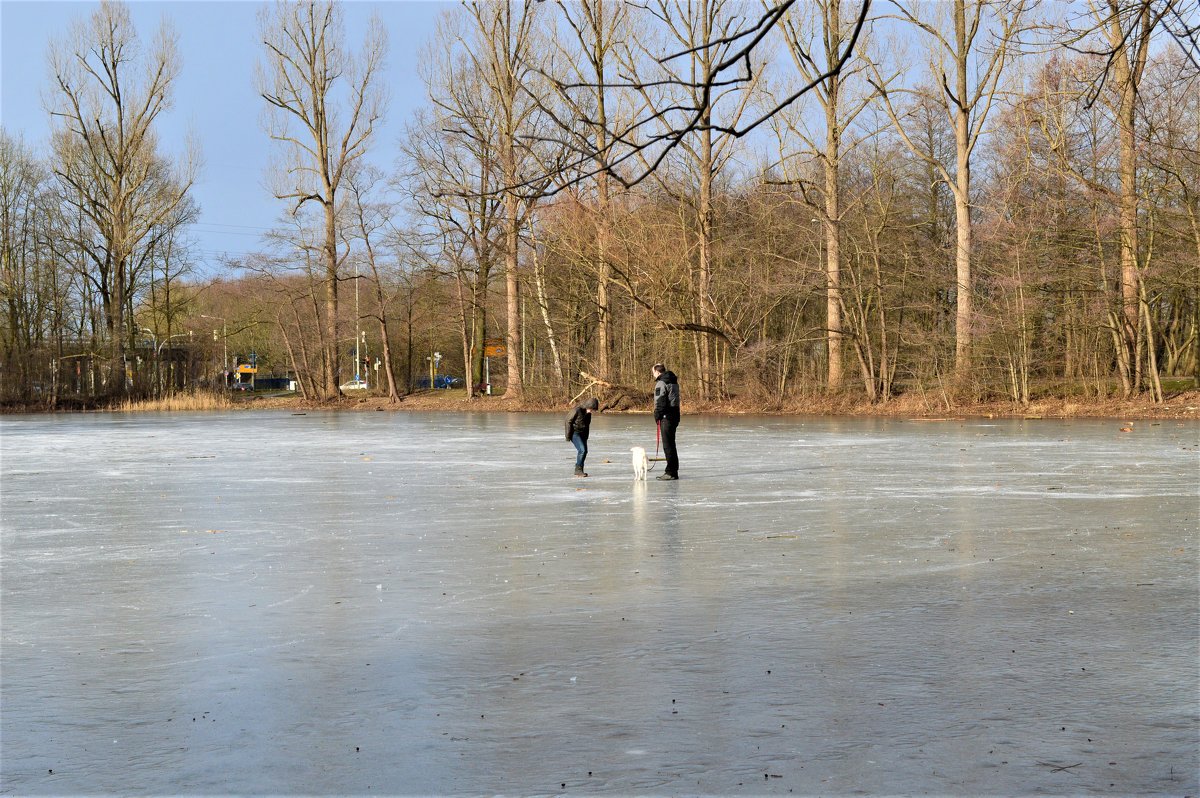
[1,411,1197,795]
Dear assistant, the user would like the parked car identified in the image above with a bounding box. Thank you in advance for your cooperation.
[413,375,461,389]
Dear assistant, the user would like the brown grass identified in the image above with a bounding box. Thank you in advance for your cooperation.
[114,390,234,412]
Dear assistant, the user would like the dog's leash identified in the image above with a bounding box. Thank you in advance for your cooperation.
[648,420,661,473]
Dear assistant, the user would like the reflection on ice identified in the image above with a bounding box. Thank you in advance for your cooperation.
[1,411,1197,795]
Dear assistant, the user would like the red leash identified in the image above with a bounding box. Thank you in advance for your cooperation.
[649,420,661,472]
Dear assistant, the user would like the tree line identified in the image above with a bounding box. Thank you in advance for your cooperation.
[2,0,1197,407]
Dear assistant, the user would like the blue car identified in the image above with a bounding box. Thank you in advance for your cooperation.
[414,375,461,389]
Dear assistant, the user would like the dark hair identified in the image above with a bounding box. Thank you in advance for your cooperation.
[652,363,666,374]
[583,397,599,410]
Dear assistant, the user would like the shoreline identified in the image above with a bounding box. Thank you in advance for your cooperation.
[8,389,1191,420]
[260,386,1200,421]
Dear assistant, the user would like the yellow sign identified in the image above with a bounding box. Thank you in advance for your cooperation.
[484,338,507,357]
[236,365,258,374]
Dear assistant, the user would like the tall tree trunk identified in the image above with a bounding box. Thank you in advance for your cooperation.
[453,264,475,399]
[952,0,972,381]
[594,33,613,383]
[596,174,612,382]
[1113,36,1141,395]
[698,124,715,400]
[824,93,843,391]
[323,202,340,398]
[953,113,972,380]
[528,216,565,388]
[368,267,399,402]
[470,257,489,392]
[504,190,523,400]
[110,253,127,396]
[1100,0,1151,395]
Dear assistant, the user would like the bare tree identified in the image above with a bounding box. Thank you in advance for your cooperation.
[45,0,196,396]
[516,1,870,396]
[528,1,871,193]
[870,0,1028,383]
[403,40,504,398]
[345,167,401,402]
[836,138,914,402]
[258,0,386,399]
[250,219,330,398]
[769,0,879,392]
[1032,2,1189,396]
[632,0,770,398]
[0,133,53,401]
[469,2,546,401]
[1142,54,1200,384]
[524,206,567,388]
[140,200,198,396]
[1092,0,1165,396]
[537,0,638,382]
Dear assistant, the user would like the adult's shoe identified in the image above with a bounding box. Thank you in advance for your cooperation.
[656,473,678,480]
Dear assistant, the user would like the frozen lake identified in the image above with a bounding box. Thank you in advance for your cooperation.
[2,411,1197,795]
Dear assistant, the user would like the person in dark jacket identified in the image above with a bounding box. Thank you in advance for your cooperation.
[566,397,600,477]
[652,364,681,480]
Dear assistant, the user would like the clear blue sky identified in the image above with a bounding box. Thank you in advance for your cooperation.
[1,0,447,273]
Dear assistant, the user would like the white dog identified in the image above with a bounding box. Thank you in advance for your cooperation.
[631,446,649,480]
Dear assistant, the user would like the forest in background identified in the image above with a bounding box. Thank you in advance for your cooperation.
[2,0,1198,410]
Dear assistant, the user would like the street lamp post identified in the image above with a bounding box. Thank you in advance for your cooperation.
[359,330,368,388]
[157,335,185,357]
[140,328,158,397]
[200,314,228,388]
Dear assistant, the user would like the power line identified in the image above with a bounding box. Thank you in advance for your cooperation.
[190,229,269,238]
[191,221,277,232]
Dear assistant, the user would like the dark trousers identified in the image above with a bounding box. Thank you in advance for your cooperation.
[571,432,588,469]
[659,416,679,476]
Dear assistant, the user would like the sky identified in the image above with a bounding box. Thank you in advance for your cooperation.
[0,0,448,273]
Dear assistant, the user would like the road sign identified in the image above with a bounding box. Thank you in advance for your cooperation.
[484,338,507,357]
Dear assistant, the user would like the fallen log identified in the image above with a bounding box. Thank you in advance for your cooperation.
[576,371,651,412]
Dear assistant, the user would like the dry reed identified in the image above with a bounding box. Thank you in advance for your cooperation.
[114,390,235,412]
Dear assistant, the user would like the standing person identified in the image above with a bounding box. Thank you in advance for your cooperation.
[652,363,681,480]
[565,397,600,477]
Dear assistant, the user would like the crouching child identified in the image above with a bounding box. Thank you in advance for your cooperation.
[565,397,600,477]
